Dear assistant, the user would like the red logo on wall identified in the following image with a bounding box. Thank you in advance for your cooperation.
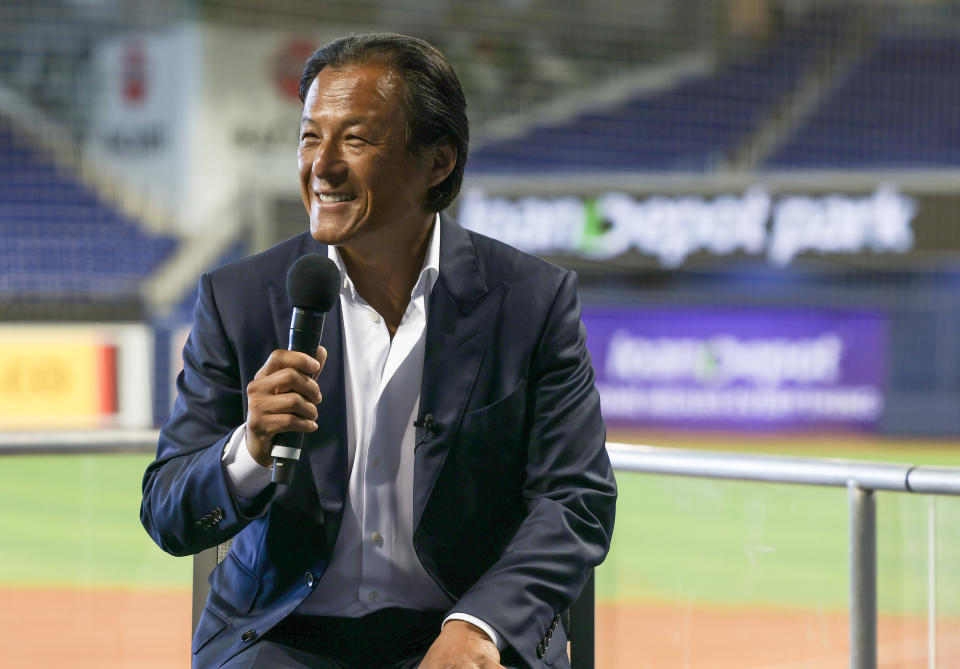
[273,39,317,101]
[122,43,147,105]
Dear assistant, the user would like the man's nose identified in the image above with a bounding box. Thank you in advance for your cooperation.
[311,141,346,179]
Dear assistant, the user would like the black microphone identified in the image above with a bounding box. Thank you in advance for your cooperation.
[271,253,340,485]
[413,413,436,432]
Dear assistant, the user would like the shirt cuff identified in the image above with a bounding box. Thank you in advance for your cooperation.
[221,424,273,499]
[442,613,502,651]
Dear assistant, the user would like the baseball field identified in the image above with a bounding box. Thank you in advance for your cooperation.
[2,434,959,668]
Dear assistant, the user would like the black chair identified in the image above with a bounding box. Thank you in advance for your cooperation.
[192,545,595,668]
[565,569,595,669]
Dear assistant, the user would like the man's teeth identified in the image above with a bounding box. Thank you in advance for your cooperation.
[318,193,356,203]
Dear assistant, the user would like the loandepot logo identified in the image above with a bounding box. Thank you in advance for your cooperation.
[459,185,916,267]
[596,330,882,422]
[603,331,844,387]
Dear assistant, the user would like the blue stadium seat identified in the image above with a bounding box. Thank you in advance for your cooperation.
[0,126,179,303]
[469,26,823,174]
[766,36,960,168]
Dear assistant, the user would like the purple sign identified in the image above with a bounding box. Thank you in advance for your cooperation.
[583,306,888,431]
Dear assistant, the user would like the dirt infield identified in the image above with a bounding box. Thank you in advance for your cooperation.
[2,588,958,668]
[0,588,191,669]
[597,602,960,668]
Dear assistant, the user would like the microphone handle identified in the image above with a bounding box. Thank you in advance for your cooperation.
[271,307,326,485]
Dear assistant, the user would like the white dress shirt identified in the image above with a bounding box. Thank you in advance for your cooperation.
[221,216,500,648]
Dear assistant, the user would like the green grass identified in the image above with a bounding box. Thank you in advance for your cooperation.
[0,453,190,590]
[597,437,960,616]
[3,441,960,618]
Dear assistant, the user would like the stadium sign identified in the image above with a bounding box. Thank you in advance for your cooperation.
[459,185,916,267]
[0,325,153,431]
[583,307,887,431]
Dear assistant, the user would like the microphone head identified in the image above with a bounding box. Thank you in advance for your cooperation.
[286,254,340,312]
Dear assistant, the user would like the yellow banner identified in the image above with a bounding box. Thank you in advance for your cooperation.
[0,329,115,429]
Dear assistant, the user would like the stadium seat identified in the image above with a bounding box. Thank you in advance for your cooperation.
[0,125,179,304]
[192,544,597,667]
[468,26,823,175]
[766,35,960,168]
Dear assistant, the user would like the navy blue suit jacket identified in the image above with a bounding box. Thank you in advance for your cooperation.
[141,216,617,668]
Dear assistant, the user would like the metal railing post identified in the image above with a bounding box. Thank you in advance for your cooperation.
[928,496,938,669]
[849,482,877,669]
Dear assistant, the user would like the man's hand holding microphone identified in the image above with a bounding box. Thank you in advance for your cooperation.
[244,254,340,482]
[245,345,327,468]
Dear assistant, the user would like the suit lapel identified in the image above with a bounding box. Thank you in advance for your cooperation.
[413,217,506,529]
[305,301,348,518]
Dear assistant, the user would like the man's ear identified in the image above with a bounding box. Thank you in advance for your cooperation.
[427,139,457,188]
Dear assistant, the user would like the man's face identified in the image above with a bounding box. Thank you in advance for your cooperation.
[298,63,440,250]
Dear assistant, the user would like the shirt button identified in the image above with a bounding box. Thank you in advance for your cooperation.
[372,457,381,468]
[368,311,380,323]
[368,590,379,602]
[370,531,383,547]
[241,629,257,643]
[305,571,315,588]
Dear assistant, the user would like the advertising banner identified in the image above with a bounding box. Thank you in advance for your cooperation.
[0,325,152,430]
[85,27,196,223]
[460,185,923,269]
[583,306,888,431]
[84,24,343,232]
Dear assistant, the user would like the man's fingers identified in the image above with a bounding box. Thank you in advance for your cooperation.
[254,349,323,380]
[250,413,319,436]
[245,347,328,456]
[256,392,320,421]
[248,368,322,403]
[315,345,327,374]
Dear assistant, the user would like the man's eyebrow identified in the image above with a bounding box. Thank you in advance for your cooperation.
[299,115,371,127]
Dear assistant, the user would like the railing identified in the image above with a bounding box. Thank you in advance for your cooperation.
[607,442,960,669]
[0,429,160,455]
[5,431,960,668]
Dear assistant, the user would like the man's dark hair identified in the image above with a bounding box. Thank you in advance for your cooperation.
[299,33,469,213]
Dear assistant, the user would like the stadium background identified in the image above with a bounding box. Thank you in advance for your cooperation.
[2,0,960,666]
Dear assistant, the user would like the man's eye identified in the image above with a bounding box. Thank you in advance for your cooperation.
[345,135,367,145]
[300,133,318,142]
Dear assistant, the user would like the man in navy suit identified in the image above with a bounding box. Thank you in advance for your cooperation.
[141,33,616,669]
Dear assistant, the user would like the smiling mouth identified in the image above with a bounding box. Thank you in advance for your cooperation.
[317,193,357,203]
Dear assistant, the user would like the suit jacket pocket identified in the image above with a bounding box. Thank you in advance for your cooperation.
[208,552,261,616]
[191,605,228,654]
[459,378,527,454]
[454,378,527,502]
